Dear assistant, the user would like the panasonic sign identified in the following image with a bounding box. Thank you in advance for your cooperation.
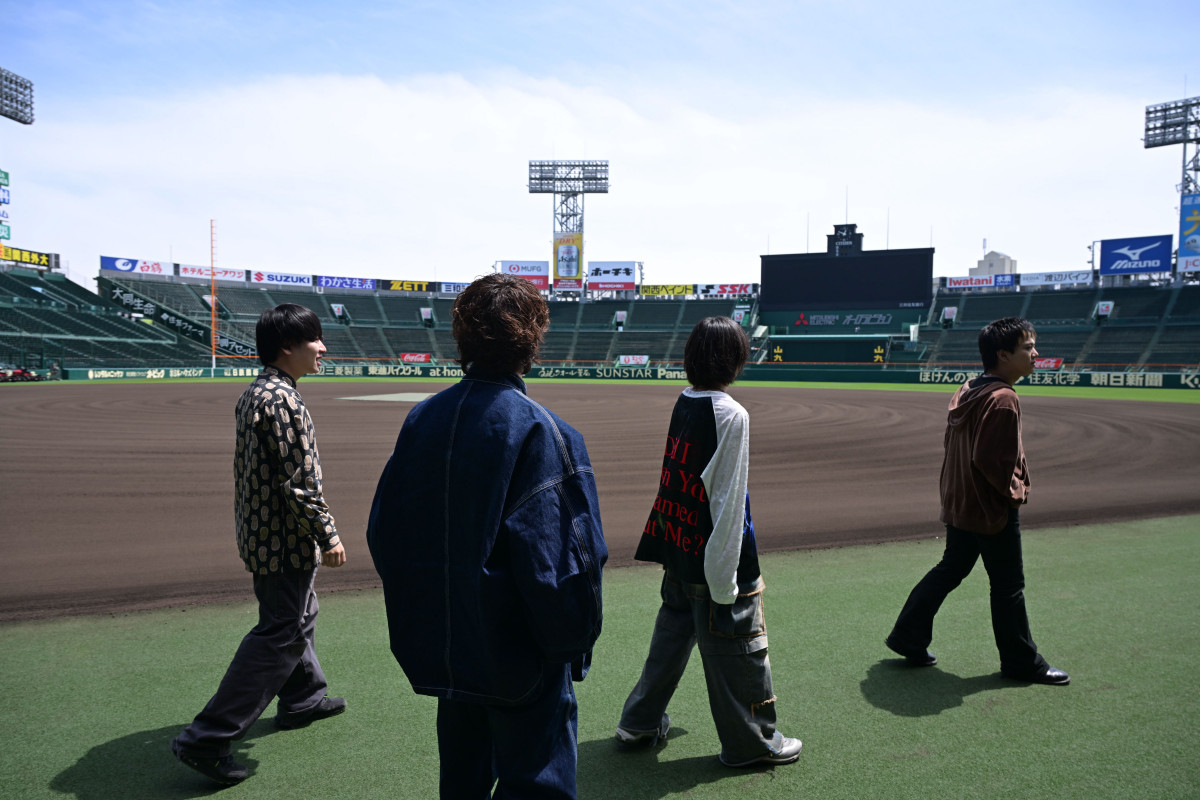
[1099,235,1173,276]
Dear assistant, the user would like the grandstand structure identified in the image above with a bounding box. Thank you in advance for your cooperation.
[1,264,1198,375]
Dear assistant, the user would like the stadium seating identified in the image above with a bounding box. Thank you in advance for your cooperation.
[1024,289,1099,324]
[4,266,1195,373]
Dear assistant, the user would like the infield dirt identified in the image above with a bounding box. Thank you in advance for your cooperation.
[2,380,1196,620]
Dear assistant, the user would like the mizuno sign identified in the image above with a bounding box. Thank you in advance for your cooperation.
[1099,235,1173,275]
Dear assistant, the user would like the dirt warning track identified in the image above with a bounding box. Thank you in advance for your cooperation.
[1,380,1196,621]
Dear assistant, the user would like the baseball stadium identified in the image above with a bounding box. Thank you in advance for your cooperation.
[2,215,1199,798]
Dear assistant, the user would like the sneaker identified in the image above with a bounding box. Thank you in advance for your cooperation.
[614,713,671,747]
[275,696,347,729]
[720,737,803,768]
[171,738,248,785]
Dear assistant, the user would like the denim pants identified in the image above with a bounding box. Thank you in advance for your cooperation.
[436,662,578,800]
[174,567,328,757]
[619,571,784,764]
[889,509,1049,677]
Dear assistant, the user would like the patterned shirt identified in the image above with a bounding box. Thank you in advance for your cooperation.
[234,366,339,574]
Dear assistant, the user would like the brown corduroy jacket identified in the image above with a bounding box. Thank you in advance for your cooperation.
[938,375,1030,535]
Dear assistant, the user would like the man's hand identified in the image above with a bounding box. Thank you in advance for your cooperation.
[322,542,347,568]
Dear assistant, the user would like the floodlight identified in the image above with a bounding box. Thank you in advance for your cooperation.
[1145,96,1200,196]
[0,68,34,125]
[1144,96,1199,148]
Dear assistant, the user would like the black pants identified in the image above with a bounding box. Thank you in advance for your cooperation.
[174,568,328,757]
[889,510,1049,677]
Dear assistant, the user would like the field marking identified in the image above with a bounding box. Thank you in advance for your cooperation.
[338,392,433,403]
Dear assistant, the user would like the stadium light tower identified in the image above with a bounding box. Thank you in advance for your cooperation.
[1144,95,1200,194]
[528,160,608,291]
[0,67,34,125]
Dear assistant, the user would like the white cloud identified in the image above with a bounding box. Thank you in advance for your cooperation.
[5,71,1184,290]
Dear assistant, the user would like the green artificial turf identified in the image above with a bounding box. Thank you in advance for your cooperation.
[1,515,1197,799]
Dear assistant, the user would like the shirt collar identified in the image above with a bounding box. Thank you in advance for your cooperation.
[262,364,297,388]
[464,366,526,394]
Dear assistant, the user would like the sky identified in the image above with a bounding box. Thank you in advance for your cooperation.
[1,0,1195,291]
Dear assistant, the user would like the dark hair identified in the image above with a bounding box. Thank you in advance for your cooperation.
[684,316,750,389]
[256,304,324,366]
[452,274,549,374]
[978,317,1035,370]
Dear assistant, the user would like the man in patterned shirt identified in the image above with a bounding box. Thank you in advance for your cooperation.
[172,304,348,786]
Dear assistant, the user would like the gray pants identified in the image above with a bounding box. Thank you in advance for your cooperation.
[619,571,784,764]
[174,568,327,757]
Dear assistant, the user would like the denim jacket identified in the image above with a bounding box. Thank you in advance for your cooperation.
[367,369,607,706]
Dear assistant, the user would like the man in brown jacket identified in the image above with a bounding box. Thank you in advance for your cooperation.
[885,317,1068,686]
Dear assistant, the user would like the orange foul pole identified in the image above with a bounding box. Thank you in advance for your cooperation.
[210,220,218,372]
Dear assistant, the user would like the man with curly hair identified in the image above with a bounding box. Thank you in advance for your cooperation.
[368,273,608,799]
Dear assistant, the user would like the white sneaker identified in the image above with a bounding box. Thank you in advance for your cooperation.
[614,713,671,746]
[720,736,803,767]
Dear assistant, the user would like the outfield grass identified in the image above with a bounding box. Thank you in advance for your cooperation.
[1,515,1196,799]
[20,375,1199,404]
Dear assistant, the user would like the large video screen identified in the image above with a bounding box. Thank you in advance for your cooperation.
[760,249,934,311]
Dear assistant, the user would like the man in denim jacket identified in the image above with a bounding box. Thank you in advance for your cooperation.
[368,274,607,799]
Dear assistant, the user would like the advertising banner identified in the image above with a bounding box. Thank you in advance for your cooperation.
[318,275,377,290]
[400,353,432,363]
[945,274,1014,289]
[698,283,758,295]
[553,232,583,290]
[1180,193,1200,273]
[791,310,912,329]
[250,270,313,287]
[178,264,246,282]
[384,279,434,292]
[3,244,57,269]
[587,261,636,291]
[439,282,469,294]
[1099,235,1173,275]
[1034,357,1064,370]
[500,261,550,289]
[101,256,169,275]
[639,284,694,297]
[1018,270,1093,287]
[618,355,650,365]
[499,261,550,290]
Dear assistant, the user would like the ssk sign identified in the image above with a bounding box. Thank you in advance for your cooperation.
[698,284,756,295]
[1099,235,1173,275]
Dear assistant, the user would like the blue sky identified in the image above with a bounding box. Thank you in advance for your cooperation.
[1,0,1194,288]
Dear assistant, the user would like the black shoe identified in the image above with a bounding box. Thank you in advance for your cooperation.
[171,738,248,785]
[275,696,347,729]
[885,636,937,666]
[1003,666,1070,686]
